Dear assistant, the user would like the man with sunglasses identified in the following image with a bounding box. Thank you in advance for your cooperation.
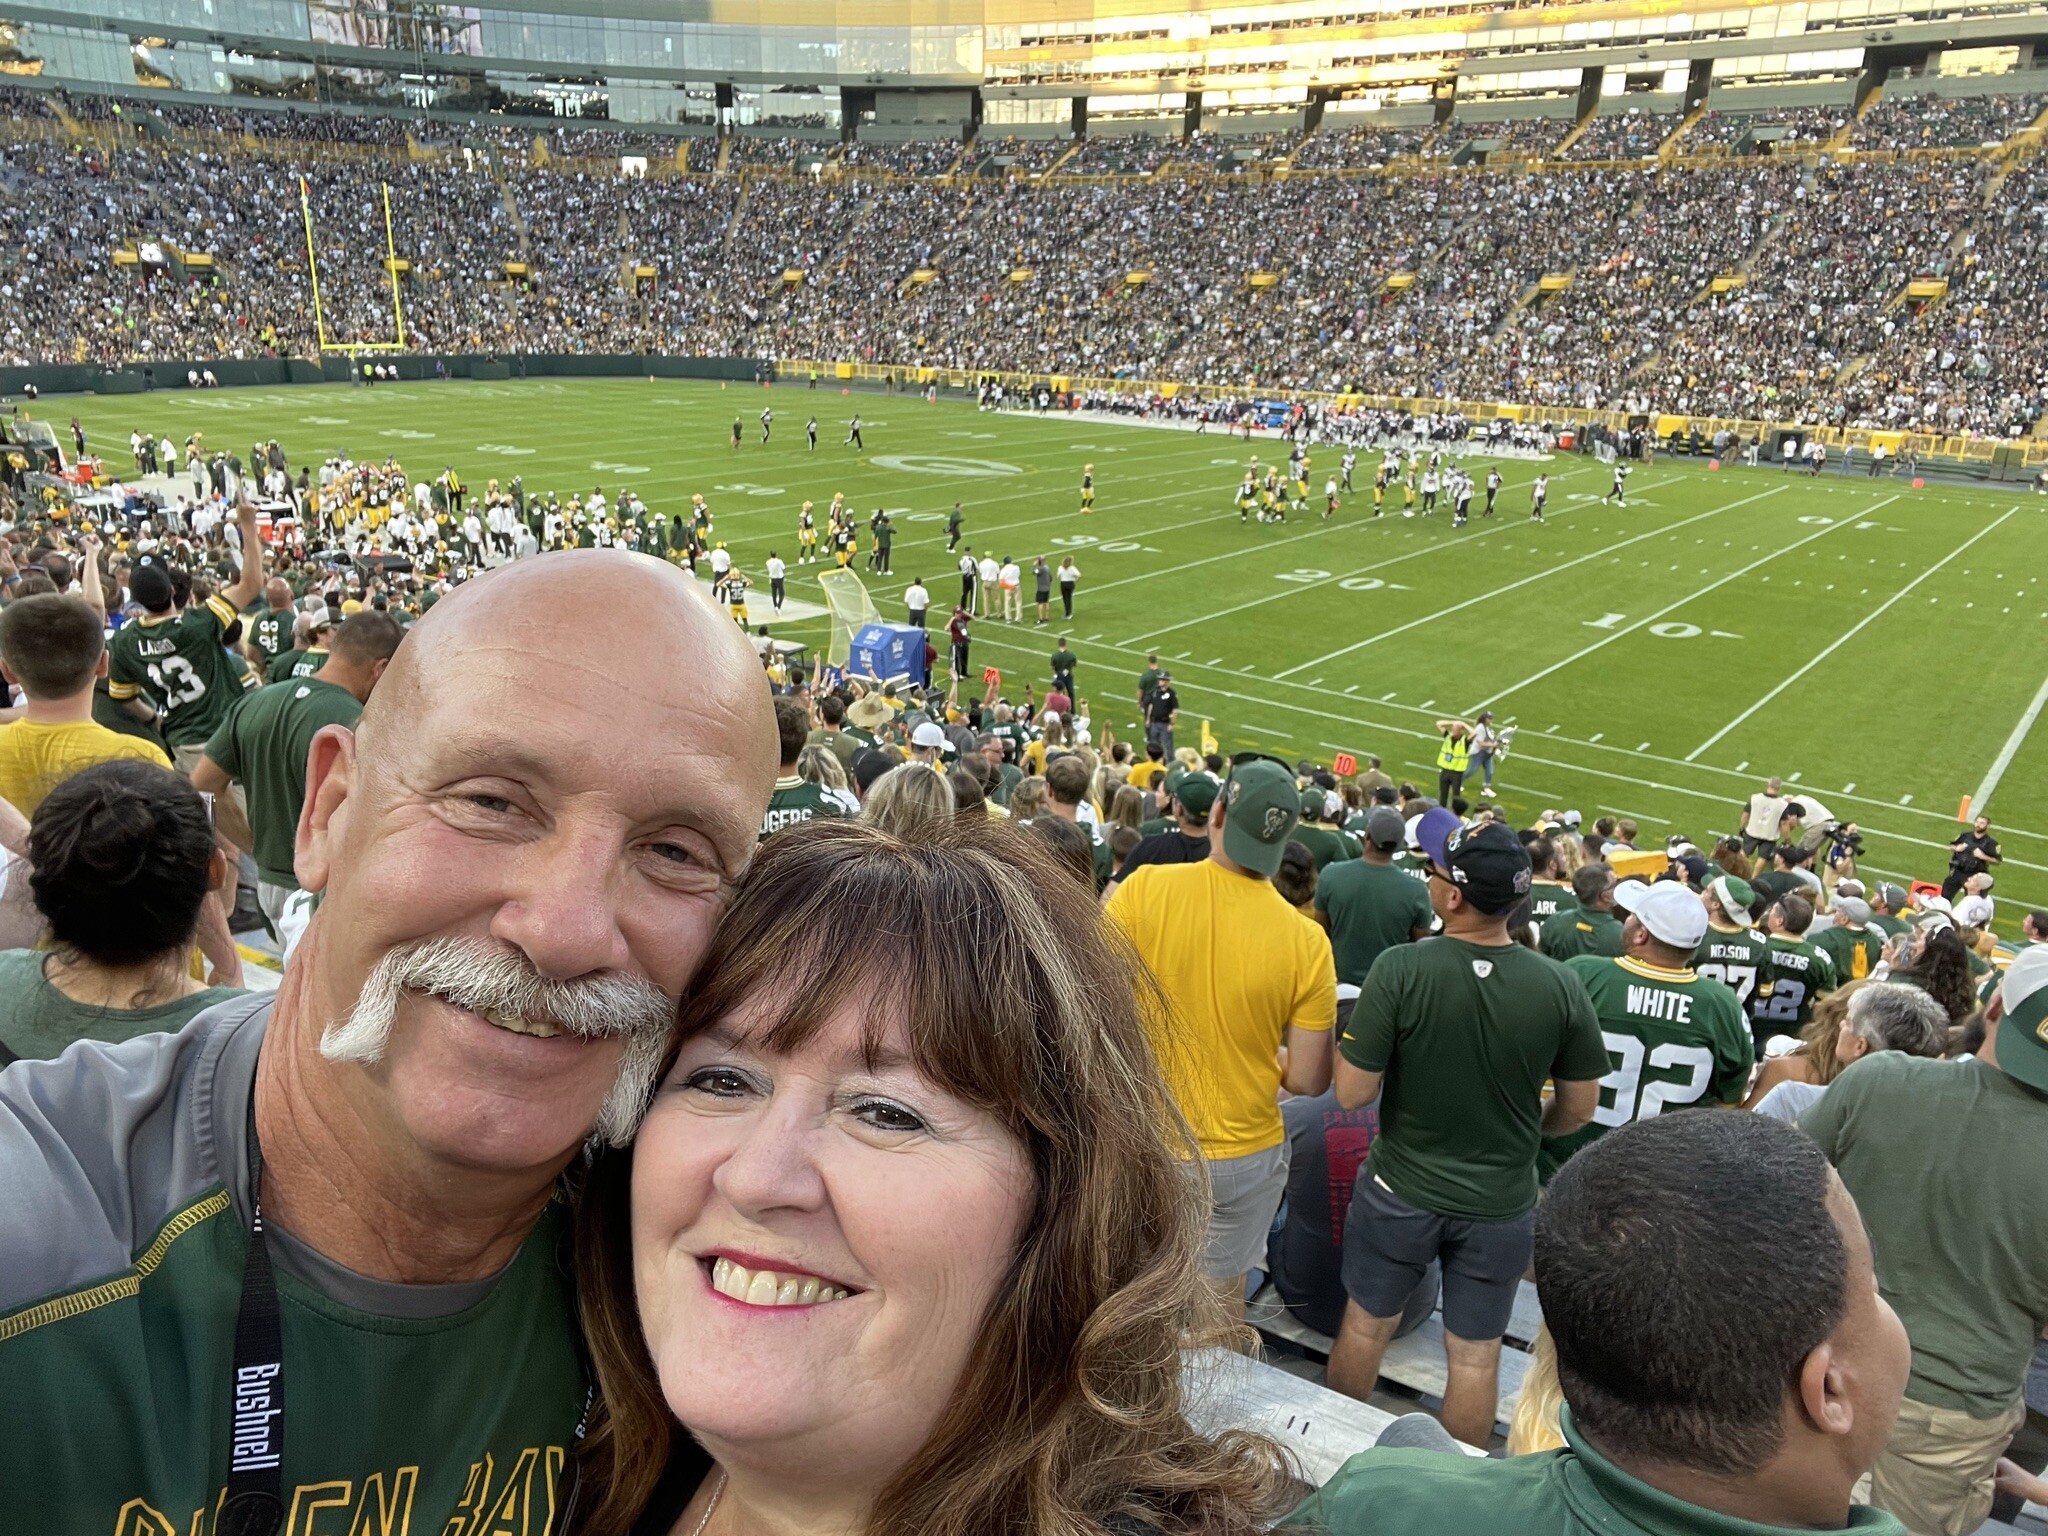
[1327,807,1608,1443]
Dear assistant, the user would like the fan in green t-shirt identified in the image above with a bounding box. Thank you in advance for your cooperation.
[1314,807,1433,986]
[1288,1112,1913,1536]
[1540,865,1625,962]
[1812,898,1887,987]
[104,496,266,758]
[1538,879,1754,1183]
[0,762,243,1063]
[1692,873,1770,1014]
[195,612,402,909]
[1752,894,1839,1054]
[1290,787,1362,871]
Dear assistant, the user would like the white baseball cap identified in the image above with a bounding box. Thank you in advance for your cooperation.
[910,721,947,749]
[1614,878,1709,950]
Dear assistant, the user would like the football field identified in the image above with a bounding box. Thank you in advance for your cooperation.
[66,377,2048,923]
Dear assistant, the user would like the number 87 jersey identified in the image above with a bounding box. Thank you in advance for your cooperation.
[106,592,246,751]
[1537,953,1755,1182]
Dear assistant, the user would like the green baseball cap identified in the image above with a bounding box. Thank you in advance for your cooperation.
[1995,947,2048,1094]
[1222,760,1300,878]
[1175,772,1219,818]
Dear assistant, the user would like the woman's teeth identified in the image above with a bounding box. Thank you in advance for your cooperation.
[478,1006,563,1039]
[711,1256,850,1306]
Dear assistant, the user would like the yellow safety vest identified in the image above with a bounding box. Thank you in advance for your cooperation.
[1436,732,1470,775]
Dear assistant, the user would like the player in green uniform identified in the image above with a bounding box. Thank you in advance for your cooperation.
[1691,874,1770,1014]
[1079,464,1095,513]
[1538,881,1754,1181]
[1812,895,1886,986]
[1236,473,1257,522]
[105,495,265,771]
[1751,893,1838,1052]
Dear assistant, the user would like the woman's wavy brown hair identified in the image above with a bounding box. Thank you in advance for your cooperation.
[572,816,1296,1536]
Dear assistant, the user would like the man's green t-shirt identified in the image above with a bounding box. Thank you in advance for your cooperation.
[1537,955,1754,1181]
[1540,905,1625,963]
[1340,937,1608,1220]
[1286,1408,1907,1536]
[805,725,858,772]
[1315,859,1433,987]
[244,603,295,668]
[1691,924,1770,1014]
[0,950,241,1062]
[1138,666,1163,700]
[266,646,329,683]
[207,677,363,887]
[1803,1052,2048,1417]
[1291,824,1360,872]
[1389,850,1432,889]
[0,1004,589,1534]
[760,775,846,839]
[91,679,170,749]
[106,595,246,748]
[1812,922,1885,986]
[1752,934,1838,1046]
[1527,879,1576,928]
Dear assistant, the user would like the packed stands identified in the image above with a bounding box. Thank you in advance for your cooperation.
[1851,90,2047,150]
[1562,109,1684,160]
[3,89,2046,435]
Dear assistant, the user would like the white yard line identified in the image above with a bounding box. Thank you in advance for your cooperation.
[1973,670,2048,818]
[1687,507,2018,762]
[1271,485,1784,680]
[1467,500,1890,713]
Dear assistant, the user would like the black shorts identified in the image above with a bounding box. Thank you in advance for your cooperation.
[1341,1173,1532,1342]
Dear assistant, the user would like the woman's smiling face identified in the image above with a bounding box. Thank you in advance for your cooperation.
[631,990,1035,1488]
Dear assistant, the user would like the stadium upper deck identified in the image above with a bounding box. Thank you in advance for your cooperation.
[2,75,2045,448]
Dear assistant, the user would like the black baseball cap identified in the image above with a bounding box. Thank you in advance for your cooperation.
[1436,821,1533,916]
[129,559,174,611]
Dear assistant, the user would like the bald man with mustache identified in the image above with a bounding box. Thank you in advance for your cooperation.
[0,551,778,1534]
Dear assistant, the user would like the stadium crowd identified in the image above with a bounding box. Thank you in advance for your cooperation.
[6,89,2048,435]
[0,463,2044,1535]
[6,66,2048,1536]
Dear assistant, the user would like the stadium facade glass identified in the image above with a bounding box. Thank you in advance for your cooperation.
[0,0,2040,127]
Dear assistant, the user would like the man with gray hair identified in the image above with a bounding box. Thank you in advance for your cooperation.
[1804,948,2048,1535]
[0,551,778,1531]
[1752,981,1948,1121]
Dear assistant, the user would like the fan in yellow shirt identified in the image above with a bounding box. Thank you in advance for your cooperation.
[1105,759,1335,1308]
[0,594,170,815]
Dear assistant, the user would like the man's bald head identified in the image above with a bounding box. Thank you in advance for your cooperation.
[286,550,780,1172]
[265,578,293,610]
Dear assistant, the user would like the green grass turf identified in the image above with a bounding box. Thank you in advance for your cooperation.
[63,377,2048,926]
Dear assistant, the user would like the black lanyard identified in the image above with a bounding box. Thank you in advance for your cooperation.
[213,1118,594,1535]
[219,1129,284,1536]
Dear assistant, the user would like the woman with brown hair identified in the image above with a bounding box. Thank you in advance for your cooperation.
[573,818,1295,1536]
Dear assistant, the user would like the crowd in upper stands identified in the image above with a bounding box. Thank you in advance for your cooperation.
[3,84,2047,435]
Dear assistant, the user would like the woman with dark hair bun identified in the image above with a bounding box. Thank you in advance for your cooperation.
[0,759,242,1061]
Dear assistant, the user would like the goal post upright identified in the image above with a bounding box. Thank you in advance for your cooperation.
[382,181,407,349]
[298,175,330,351]
[299,175,412,354]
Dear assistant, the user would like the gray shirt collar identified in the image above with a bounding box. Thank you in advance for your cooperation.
[199,994,512,1319]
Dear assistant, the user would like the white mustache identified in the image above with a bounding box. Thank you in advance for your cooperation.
[320,935,674,1147]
